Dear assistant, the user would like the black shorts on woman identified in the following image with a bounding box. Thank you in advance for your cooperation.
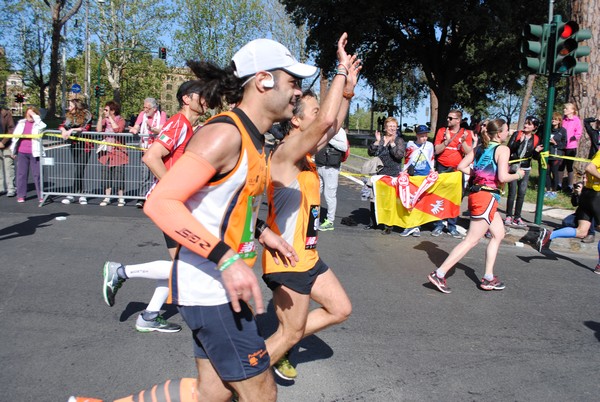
[262,258,330,295]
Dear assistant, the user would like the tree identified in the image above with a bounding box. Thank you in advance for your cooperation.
[92,0,172,105]
[118,57,169,118]
[280,0,551,128]
[1,1,53,110]
[369,70,428,126]
[263,0,309,62]
[173,0,308,68]
[571,0,599,179]
[0,49,12,103]
[173,0,264,66]
[18,7,52,109]
[45,0,83,117]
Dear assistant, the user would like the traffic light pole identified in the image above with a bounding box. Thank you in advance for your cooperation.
[534,73,558,225]
[94,47,160,118]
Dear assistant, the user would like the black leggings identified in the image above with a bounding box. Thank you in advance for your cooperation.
[546,159,560,191]
[70,144,90,193]
[559,149,576,173]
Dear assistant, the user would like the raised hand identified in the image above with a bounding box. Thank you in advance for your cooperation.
[336,32,351,70]
[345,54,362,90]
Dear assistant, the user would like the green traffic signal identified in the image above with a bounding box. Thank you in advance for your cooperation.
[520,23,550,74]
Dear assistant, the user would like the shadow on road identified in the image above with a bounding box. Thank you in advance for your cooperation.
[119,301,179,322]
[583,321,600,342]
[414,240,479,286]
[516,251,592,272]
[256,298,335,386]
[0,212,69,241]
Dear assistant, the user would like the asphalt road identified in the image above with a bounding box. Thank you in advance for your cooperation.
[1,177,599,401]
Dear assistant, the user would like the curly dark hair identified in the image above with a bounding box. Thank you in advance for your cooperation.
[186,60,245,108]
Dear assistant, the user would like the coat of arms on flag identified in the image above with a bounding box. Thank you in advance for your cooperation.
[373,171,462,228]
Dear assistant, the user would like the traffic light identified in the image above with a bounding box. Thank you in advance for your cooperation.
[520,23,550,74]
[552,18,591,76]
[15,94,24,103]
[159,47,167,60]
[94,85,101,98]
[99,85,105,96]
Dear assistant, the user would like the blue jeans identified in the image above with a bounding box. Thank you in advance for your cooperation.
[434,217,457,232]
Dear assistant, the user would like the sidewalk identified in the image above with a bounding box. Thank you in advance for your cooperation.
[341,154,597,256]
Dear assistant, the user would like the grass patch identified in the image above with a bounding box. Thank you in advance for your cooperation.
[523,160,573,209]
[350,146,369,158]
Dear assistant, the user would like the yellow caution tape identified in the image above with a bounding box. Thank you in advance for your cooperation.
[0,133,145,151]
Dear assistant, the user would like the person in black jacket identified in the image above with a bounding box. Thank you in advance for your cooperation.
[583,115,600,159]
[545,112,568,198]
[504,116,543,227]
[366,117,406,233]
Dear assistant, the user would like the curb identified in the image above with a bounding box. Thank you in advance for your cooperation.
[340,157,595,256]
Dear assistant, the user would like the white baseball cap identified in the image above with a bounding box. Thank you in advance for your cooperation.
[232,39,318,79]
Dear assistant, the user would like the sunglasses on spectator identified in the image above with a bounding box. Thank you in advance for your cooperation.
[447,116,459,120]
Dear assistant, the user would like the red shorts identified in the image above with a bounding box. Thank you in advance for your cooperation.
[468,191,498,225]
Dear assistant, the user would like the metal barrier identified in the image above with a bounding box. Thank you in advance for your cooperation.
[40,130,152,206]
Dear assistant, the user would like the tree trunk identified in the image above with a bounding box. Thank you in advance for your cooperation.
[319,73,327,101]
[46,18,62,118]
[518,74,536,130]
[429,89,438,134]
[39,86,46,109]
[45,0,83,118]
[572,0,599,180]
[433,88,453,133]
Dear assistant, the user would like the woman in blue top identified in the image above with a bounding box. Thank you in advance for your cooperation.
[427,119,524,294]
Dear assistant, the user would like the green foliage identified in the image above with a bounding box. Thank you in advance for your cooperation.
[119,58,169,118]
[1,0,52,107]
[280,0,565,127]
[369,69,428,117]
[347,105,385,132]
[174,0,308,67]
[0,51,11,98]
[173,0,264,66]
[90,0,172,112]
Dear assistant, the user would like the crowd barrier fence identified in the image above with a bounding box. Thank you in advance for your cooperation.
[39,130,153,207]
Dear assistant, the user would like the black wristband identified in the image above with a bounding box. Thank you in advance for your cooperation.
[207,241,232,264]
[254,219,269,239]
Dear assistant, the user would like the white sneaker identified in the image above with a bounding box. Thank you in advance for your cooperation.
[400,227,419,237]
[61,196,74,204]
[79,197,87,205]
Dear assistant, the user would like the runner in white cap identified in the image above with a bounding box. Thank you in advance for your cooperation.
[143,37,316,401]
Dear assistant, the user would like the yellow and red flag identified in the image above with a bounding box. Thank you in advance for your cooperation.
[373,171,462,228]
